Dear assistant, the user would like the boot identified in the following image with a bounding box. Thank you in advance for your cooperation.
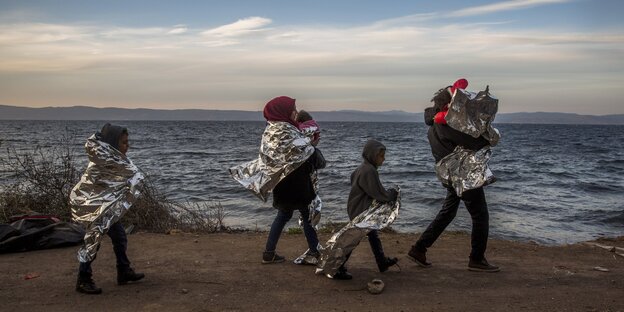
[407,246,432,268]
[331,267,353,280]
[377,256,399,273]
[76,273,102,295]
[117,268,145,285]
[468,258,500,273]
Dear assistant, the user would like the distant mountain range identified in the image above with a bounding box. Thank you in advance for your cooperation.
[1,105,623,124]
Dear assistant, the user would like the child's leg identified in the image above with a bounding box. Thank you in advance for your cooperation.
[265,209,294,252]
[297,206,319,253]
[367,230,385,263]
[78,261,93,276]
[107,222,131,271]
[369,230,399,272]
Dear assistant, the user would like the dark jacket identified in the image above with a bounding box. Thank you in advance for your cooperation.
[347,140,397,220]
[273,148,326,211]
[425,114,489,162]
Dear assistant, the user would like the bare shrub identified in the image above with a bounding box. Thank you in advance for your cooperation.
[0,134,79,221]
[0,134,226,233]
[123,176,228,233]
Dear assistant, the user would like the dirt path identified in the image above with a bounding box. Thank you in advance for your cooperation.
[1,232,623,311]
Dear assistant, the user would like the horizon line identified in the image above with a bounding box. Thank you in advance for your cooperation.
[1,104,622,117]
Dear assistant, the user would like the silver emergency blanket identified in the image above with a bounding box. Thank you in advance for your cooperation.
[299,125,322,228]
[315,188,401,277]
[229,121,315,202]
[435,146,496,196]
[446,86,500,146]
[298,170,322,228]
[70,134,144,263]
[293,242,322,265]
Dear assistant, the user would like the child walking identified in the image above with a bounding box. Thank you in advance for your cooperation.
[71,123,145,294]
[332,139,399,280]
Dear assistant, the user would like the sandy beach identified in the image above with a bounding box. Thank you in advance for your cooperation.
[1,231,623,312]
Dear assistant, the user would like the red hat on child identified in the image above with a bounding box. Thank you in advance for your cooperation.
[450,78,468,94]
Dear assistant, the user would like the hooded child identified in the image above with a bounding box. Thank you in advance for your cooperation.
[331,139,399,280]
[71,123,145,295]
[296,110,321,146]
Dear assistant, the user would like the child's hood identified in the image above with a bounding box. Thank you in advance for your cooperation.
[298,119,320,132]
[98,123,127,150]
[362,139,385,168]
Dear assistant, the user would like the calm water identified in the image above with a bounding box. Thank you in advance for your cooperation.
[1,120,623,245]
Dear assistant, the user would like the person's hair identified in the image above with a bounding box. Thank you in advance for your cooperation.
[296,110,313,122]
[430,86,452,112]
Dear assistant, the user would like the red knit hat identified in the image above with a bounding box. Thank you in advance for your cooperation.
[450,78,468,94]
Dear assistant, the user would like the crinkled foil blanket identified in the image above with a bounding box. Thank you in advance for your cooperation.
[315,188,401,277]
[437,87,501,195]
[70,134,144,263]
[229,121,315,202]
[435,146,496,196]
[445,87,500,146]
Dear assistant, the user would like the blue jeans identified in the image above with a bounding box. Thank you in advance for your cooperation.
[265,206,319,253]
[79,222,131,275]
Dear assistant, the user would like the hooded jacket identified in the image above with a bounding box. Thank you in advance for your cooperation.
[347,140,397,220]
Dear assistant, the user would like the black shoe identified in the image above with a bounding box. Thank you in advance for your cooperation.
[407,247,432,268]
[117,268,145,285]
[377,257,399,273]
[76,274,102,295]
[331,270,353,280]
[262,251,286,264]
[468,258,500,273]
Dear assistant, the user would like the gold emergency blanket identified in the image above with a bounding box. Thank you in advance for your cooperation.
[229,121,315,202]
[70,134,144,263]
[315,188,401,277]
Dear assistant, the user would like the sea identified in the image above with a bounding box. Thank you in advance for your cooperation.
[1,120,622,245]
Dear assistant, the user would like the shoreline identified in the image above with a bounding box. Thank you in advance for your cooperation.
[1,231,623,311]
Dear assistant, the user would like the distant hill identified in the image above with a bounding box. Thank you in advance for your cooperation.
[494,112,624,125]
[0,105,623,124]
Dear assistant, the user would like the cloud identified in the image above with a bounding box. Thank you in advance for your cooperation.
[168,25,188,35]
[201,17,272,37]
[0,23,90,44]
[0,4,622,114]
[447,0,570,17]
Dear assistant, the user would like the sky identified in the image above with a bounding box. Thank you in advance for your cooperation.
[0,0,622,114]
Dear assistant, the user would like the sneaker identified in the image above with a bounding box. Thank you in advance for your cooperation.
[262,251,286,264]
[331,269,353,280]
[76,274,102,295]
[377,257,399,273]
[117,268,145,285]
[468,258,500,273]
[407,248,432,268]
